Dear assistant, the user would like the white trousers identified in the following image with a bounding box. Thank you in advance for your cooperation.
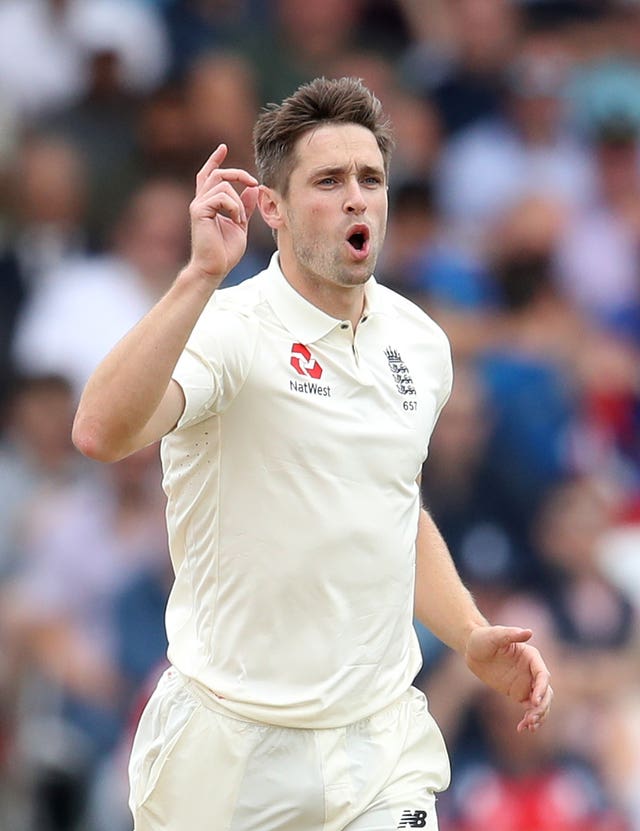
[129,667,450,831]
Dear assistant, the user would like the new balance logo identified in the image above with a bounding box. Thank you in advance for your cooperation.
[397,809,427,828]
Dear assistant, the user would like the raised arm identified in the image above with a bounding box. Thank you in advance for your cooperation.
[414,508,553,733]
[72,145,259,462]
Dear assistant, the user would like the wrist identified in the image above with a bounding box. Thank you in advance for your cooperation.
[176,262,225,296]
[460,617,490,657]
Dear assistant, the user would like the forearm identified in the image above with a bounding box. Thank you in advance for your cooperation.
[73,144,259,462]
[73,265,215,461]
[414,508,488,654]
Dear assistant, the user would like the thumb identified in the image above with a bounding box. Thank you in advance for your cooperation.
[496,627,533,647]
[467,625,533,662]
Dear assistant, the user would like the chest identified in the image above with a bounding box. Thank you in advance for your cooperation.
[226,321,445,484]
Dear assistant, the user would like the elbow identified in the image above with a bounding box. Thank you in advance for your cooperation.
[72,413,125,463]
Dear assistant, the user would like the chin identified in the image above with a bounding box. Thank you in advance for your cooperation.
[337,269,371,287]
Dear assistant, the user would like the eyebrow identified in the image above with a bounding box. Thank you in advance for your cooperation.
[309,163,385,179]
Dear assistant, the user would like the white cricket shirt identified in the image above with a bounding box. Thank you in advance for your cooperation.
[161,253,453,728]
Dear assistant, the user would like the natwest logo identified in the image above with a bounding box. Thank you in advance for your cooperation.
[290,342,323,379]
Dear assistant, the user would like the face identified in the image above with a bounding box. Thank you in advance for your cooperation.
[264,123,388,292]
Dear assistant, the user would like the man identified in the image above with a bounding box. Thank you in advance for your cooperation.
[73,77,552,831]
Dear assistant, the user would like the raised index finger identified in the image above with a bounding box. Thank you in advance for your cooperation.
[196,144,228,187]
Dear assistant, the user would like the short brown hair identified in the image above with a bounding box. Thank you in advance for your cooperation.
[253,77,394,194]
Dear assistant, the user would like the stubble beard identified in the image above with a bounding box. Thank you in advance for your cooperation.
[291,235,379,289]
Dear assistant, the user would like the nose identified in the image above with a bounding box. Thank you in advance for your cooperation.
[343,178,366,214]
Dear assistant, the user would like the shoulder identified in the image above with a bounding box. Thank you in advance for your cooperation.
[375,283,453,410]
[216,267,270,304]
[375,282,451,352]
[193,269,269,326]
[182,270,272,364]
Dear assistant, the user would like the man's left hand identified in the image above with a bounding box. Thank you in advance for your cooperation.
[465,625,553,733]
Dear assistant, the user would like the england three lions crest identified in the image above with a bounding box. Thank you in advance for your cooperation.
[384,347,416,395]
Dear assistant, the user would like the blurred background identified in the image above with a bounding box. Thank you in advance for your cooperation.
[0,0,639,829]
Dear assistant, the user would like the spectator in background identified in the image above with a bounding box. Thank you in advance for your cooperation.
[12,177,191,398]
[420,363,534,582]
[530,476,640,829]
[442,192,639,518]
[180,50,271,283]
[0,444,168,831]
[161,0,268,79]
[427,583,631,831]
[554,115,640,340]
[0,91,18,209]
[241,0,367,104]
[0,0,86,122]
[400,0,521,136]
[133,80,199,181]
[0,374,83,581]
[437,32,596,254]
[36,0,171,240]
[0,371,88,831]
[482,193,640,493]
[413,364,536,724]
[0,0,169,126]
[567,2,640,137]
[0,133,92,389]
[0,0,170,247]
[386,92,443,187]
[40,45,139,243]
[378,179,492,311]
[442,684,631,831]
[462,196,580,516]
[183,51,258,174]
[88,556,172,831]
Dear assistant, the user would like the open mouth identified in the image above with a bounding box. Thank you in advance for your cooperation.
[346,225,370,256]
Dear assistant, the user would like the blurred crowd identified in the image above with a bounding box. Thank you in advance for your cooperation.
[0,0,640,829]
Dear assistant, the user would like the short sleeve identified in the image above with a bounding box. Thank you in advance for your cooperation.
[433,329,454,427]
[172,303,259,430]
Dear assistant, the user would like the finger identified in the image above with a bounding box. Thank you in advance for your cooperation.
[196,181,247,223]
[202,168,259,191]
[198,179,247,202]
[517,683,553,733]
[532,669,552,707]
[241,185,260,220]
[517,714,540,734]
[517,706,543,733]
[532,683,553,717]
[521,648,551,705]
[196,144,228,187]
[494,627,533,649]
[197,191,245,224]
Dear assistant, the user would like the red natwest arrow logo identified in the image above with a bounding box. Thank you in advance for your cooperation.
[290,343,323,379]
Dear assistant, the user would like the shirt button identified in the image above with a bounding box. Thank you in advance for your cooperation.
[340,322,349,329]
[361,316,368,322]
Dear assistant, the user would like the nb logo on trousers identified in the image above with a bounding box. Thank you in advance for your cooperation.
[398,809,427,828]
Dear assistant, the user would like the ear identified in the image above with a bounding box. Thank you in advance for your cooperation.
[258,185,285,231]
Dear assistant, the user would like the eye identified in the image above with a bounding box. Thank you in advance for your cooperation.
[318,177,337,186]
[362,175,383,187]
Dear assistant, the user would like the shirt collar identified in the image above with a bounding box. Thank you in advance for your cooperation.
[263,252,388,344]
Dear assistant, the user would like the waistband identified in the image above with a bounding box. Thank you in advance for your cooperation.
[164,666,426,733]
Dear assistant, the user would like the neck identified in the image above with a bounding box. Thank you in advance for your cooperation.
[279,250,367,331]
